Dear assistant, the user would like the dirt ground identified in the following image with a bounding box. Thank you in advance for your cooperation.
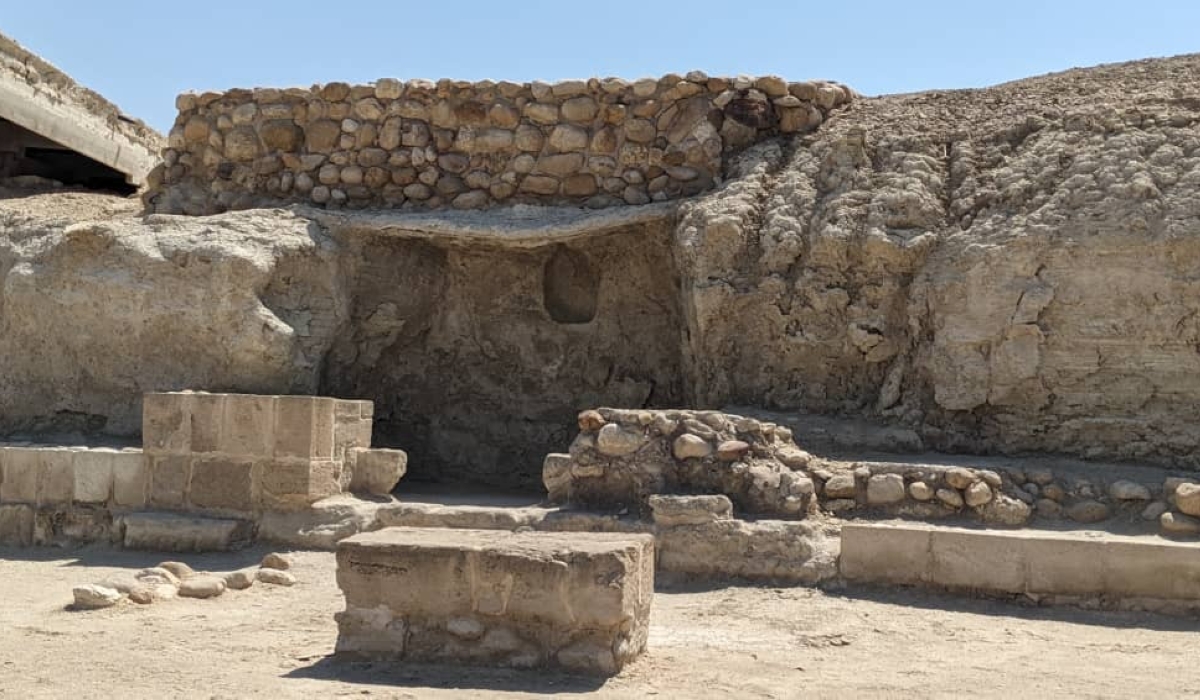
[2,546,1199,699]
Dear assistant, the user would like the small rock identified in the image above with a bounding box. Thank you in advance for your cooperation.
[257,569,297,587]
[945,468,976,490]
[224,569,256,590]
[261,552,292,571]
[978,470,1003,488]
[979,494,1032,526]
[909,482,934,501]
[1066,500,1111,524]
[1027,468,1055,486]
[1109,480,1152,501]
[1174,483,1200,517]
[1160,511,1200,536]
[672,434,712,460]
[776,446,811,469]
[72,584,121,610]
[158,561,195,580]
[823,474,857,498]
[866,474,906,505]
[936,488,964,508]
[1042,483,1066,502]
[179,576,226,599]
[446,617,485,640]
[1035,498,1063,519]
[1141,501,1168,521]
[137,567,180,586]
[577,409,606,431]
[127,587,156,605]
[964,481,993,507]
[715,440,750,462]
[595,424,646,456]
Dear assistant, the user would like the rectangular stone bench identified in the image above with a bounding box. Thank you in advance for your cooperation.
[335,527,654,674]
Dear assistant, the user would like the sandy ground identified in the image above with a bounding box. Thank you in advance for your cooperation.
[2,546,1199,700]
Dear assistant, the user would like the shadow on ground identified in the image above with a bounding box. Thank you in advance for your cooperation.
[284,655,607,694]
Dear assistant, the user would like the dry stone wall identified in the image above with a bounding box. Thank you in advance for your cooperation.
[146,74,853,215]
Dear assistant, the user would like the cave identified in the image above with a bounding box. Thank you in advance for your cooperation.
[321,219,685,491]
[0,117,135,194]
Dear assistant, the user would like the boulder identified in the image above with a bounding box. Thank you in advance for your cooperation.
[72,585,121,610]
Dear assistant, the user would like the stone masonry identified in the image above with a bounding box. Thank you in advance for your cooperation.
[143,391,405,514]
[336,527,655,674]
[146,74,854,214]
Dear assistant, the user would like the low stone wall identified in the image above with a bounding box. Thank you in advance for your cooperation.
[146,74,854,214]
[336,527,655,674]
[544,408,816,517]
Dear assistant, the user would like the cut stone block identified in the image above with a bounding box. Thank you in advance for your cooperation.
[0,503,34,546]
[222,394,275,458]
[189,392,225,453]
[259,459,340,511]
[188,457,255,511]
[38,450,75,505]
[0,447,40,503]
[149,455,191,508]
[348,448,407,496]
[336,527,654,674]
[111,451,149,508]
[334,399,374,462]
[122,512,252,552]
[839,523,931,586]
[73,449,116,504]
[647,494,733,527]
[143,392,192,454]
[275,396,336,460]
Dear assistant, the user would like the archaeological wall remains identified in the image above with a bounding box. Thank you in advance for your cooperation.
[146,74,853,214]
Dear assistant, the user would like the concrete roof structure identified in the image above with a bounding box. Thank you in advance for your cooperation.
[0,31,162,188]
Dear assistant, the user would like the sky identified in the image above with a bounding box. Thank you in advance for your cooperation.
[5,1,1200,134]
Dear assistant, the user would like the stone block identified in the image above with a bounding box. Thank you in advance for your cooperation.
[73,449,115,504]
[0,503,34,546]
[348,448,407,496]
[930,529,1025,593]
[149,455,191,508]
[1023,535,1105,596]
[839,523,931,585]
[336,527,655,674]
[0,447,40,503]
[38,450,74,505]
[188,457,255,511]
[122,512,252,552]
[111,452,149,508]
[334,399,374,463]
[259,459,340,511]
[647,494,733,527]
[189,393,225,453]
[143,392,191,453]
[221,394,274,457]
[274,396,336,460]
[1101,539,1200,600]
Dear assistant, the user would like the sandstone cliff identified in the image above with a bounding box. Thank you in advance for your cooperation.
[4,54,1200,485]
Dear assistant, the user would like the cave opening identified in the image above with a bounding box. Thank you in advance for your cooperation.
[321,220,686,492]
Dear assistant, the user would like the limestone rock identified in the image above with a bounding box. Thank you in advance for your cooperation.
[672,434,712,460]
[1108,480,1151,501]
[1141,501,1168,521]
[824,474,857,499]
[945,468,976,490]
[138,567,181,586]
[908,482,933,501]
[648,494,733,527]
[348,448,408,496]
[179,576,226,599]
[936,488,963,508]
[964,481,993,507]
[223,569,256,590]
[866,474,905,505]
[596,424,646,456]
[979,494,1031,526]
[1174,483,1200,517]
[1035,498,1063,519]
[577,409,606,431]
[72,584,121,610]
[1066,500,1111,524]
[715,440,750,462]
[257,568,297,586]
[1160,511,1200,536]
[261,552,292,571]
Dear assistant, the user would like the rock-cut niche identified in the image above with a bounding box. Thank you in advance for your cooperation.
[322,220,685,490]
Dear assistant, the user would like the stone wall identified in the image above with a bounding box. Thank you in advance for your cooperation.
[146,74,854,215]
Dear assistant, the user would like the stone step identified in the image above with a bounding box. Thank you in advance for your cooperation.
[841,521,1200,610]
[120,511,254,552]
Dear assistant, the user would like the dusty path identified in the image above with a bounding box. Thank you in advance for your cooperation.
[2,546,1199,699]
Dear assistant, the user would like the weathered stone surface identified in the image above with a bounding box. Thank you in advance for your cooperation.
[964,481,993,507]
[347,448,407,496]
[179,575,226,599]
[122,513,251,552]
[336,527,654,674]
[672,434,712,460]
[647,494,733,526]
[261,552,292,570]
[866,474,905,505]
[1174,483,1200,517]
[595,424,645,456]
[256,568,297,586]
[823,474,857,499]
[1109,480,1152,501]
[1160,511,1200,536]
[72,584,122,610]
[223,569,256,590]
[1067,500,1112,524]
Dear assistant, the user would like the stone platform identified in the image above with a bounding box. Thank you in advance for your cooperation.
[335,527,654,674]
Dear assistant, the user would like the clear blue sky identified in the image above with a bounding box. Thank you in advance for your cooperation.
[5,1,1200,133]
